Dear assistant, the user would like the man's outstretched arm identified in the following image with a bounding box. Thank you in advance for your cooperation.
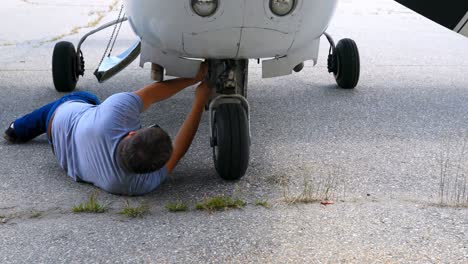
[165,81,211,173]
[134,63,207,112]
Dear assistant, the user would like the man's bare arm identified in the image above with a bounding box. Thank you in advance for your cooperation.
[165,82,211,173]
[134,63,208,111]
[134,78,197,112]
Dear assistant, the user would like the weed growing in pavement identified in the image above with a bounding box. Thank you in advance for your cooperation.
[72,193,107,213]
[283,163,345,205]
[119,201,150,218]
[437,138,467,207]
[0,42,15,47]
[283,176,321,204]
[30,212,42,219]
[195,195,246,211]
[254,200,271,208]
[165,201,189,212]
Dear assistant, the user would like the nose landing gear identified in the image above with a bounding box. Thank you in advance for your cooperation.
[207,60,250,180]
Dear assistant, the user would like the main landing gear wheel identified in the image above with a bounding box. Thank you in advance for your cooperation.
[212,103,250,180]
[52,41,80,92]
[330,38,360,89]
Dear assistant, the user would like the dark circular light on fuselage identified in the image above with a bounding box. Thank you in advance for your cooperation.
[191,0,219,17]
[270,0,296,16]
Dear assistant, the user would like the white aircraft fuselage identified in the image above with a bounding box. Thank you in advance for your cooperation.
[125,0,338,78]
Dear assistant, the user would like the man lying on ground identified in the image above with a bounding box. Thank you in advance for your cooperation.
[4,63,210,196]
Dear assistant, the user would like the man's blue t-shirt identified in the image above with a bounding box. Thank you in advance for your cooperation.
[51,92,167,196]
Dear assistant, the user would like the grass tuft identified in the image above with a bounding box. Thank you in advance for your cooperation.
[119,201,150,218]
[72,193,107,213]
[165,201,188,212]
[0,42,15,47]
[280,162,348,205]
[195,196,246,211]
[283,176,321,205]
[254,200,271,208]
[30,212,42,219]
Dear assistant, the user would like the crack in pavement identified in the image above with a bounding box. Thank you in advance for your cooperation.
[1,197,463,225]
[2,0,120,47]
[43,0,120,44]
[18,0,110,7]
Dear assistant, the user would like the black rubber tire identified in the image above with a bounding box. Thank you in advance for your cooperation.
[52,41,78,92]
[334,38,360,89]
[213,103,250,180]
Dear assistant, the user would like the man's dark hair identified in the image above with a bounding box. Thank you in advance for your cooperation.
[117,127,173,174]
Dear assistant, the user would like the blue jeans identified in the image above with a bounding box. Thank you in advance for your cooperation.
[13,91,101,142]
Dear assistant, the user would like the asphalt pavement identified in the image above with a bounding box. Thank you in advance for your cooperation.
[0,0,467,263]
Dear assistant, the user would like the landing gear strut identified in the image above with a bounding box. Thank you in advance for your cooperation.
[324,32,360,89]
[51,12,141,92]
[208,60,250,180]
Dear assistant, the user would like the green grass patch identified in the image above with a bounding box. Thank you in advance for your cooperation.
[118,201,150,218]
[0,42,15,47]
[254,200,271,208]
[72,193,107,213]
[283,178,321,205]
[195,195,246,211]
[165,201,188,212]
[30,212,42,218]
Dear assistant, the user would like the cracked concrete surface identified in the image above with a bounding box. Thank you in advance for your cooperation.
[0,0,118,46]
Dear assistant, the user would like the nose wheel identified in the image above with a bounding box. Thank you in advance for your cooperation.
[211,101,250,180]
[325,33,360,89]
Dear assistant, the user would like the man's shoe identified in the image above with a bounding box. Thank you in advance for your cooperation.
[4,122,19,143]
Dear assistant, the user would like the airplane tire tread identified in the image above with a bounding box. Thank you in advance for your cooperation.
[334,38,360,89]
[52,41,78,92]
[213,103,250,181]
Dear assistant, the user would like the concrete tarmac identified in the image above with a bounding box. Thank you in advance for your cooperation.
[0,0,467,263]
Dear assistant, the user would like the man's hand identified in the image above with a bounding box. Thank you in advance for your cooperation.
[193,62,208,83]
